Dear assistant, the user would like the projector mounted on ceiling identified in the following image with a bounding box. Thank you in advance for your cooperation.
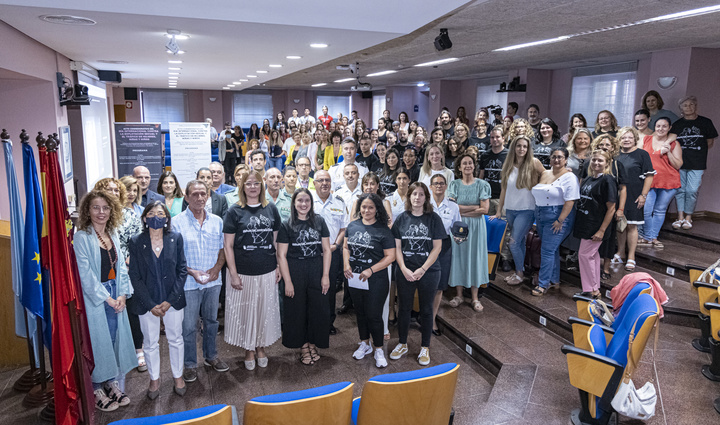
[350,82,372,91]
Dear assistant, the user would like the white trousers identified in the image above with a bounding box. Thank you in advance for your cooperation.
[139,307,184,380]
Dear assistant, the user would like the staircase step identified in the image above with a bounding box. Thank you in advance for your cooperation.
[634,239,718,281]
[659,219,720,254]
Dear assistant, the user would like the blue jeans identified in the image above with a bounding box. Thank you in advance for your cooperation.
[676,170,704,215]
[536,206,575,289]
[644,188,677,240]
[505,209,535,273]
[182,285,221,368]
[268,156,285,171]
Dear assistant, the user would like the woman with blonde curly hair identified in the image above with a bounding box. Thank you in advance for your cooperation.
[506,118,536,147]
[592,110,619,138]
[75,190,136,411]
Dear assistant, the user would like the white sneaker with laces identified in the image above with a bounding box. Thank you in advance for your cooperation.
[418,347,430,366]
[390,343,408,360]
[374,348,388,368]
[353,341,373,360]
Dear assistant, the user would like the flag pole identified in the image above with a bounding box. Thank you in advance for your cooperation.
[49,132,92,425]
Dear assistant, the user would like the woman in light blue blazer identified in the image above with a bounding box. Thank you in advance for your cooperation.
[75,190,136,412]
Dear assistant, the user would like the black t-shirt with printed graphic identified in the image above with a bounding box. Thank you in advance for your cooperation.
[391,211,446,272]
[277,216,330,260]
[478,148,508,199]
[573,174,618,240]
[671,116,718,170]
[532,139,567,169]
[345,220,395,274]
[223,203,281,275]
[469,136,490,156]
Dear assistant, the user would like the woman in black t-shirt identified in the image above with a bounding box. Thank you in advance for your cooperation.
[390,183,444,366]
[277,189,332,365]
[574,150,617,297]
[344,193,396,368]
[223,171,282,370]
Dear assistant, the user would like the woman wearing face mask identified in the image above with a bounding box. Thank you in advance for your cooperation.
[573,150,617,297]
[614,127,654,271]
[75,191,137,411]
[128,201,188,399]
[640,117,682,248]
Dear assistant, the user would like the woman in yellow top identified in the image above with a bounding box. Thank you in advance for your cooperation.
[323,130,343,170]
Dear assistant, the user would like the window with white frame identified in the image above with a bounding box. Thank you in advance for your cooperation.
[476,78,508,122]
[316,95,351,122]
[569,62,637,129]
[372,94,386,127]
[141,89,188,130]
[232,92,273,127]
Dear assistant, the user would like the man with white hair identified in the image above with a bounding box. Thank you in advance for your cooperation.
[329,138,368,192]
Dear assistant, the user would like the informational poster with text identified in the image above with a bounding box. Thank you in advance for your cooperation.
[168,122,211,189]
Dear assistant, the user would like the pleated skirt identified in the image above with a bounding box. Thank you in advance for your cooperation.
[224,270,282,351]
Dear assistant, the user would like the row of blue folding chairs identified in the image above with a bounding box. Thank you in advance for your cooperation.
[109,362,459,425]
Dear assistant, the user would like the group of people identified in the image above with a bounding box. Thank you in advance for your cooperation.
[74,92,715,412]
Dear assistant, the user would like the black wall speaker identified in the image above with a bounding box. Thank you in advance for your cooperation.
[361,91,373,99]
[98,70,122,83]
[124,87,138,101]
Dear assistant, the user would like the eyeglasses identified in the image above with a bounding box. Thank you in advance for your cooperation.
[550,155,566,160]
[245,182,261,188]
[432,182,446,187]
[91,205,111,212]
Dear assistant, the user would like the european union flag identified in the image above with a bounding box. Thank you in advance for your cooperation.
[22,142,45,318]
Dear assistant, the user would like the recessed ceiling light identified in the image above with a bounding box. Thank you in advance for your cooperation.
[168,60,183,64]
[269,64,282,68]
[168,72,180,75]
[239,79,248,82]
[165,34,189,40]
[223,87,230,90]
[39,15,96,25]
[367,70,397,77]
[417,83,425,87]
[167,50,186,54]
[310,43,328,48]
[257,70,268,74]
[311,83,327,87]
[232,81,242,85]
[169,76,179,79]
[493,36,570,52]
[414,58,459,67]
[247,75,257,78]
[334,78,355,83]
[286,56,302,59]
[228,84,235,87]
[168,67,182,70]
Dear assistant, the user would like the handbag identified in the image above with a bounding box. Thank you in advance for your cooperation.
[616,214,627,232]
[610,317,659,420]
[589,299,614,327]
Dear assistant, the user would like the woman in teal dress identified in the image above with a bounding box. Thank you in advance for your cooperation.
[157,171,184,217]
[447,153,491,312]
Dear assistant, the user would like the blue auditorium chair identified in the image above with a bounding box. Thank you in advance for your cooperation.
[351,363,459,425]
[569,282,651,350]
[484,215,508,282]
[561,293,659,425]
[108,404,238,425]
[243,381,354,425]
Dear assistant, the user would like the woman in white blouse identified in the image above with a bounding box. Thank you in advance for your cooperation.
[530,147,580,296]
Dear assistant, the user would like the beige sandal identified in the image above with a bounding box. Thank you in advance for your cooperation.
[472,300,483,312]
[448,296,463,308]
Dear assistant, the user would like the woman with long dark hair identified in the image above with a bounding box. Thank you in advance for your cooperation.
[344,193,396,368]
[390,182,444,366]
[277,189,332,365]
[561,113,587,144]
[379,148,401,195]
[533,118,566,169]
[156,171,184,217]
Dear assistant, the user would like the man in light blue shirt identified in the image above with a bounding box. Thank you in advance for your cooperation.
[173,180,228,382]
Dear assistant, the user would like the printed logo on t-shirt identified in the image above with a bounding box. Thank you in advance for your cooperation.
[485,158,503,183]
[348,230,372,261]
[245,215,273,245]
[577,181,594,215]
[676,126,703,150]
[296,228,321,257]
[404,223,430,251]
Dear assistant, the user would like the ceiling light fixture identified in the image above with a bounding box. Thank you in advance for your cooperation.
[286,55,302,59]
[167,49,185,55]
[168,72,180,75]
[238,79,248,82]
[223,87,230,90]
[642,4,720,23]
[269,64,282,68]
[166,29,189,40]
[310,43,328,48]
[366,70,397,77]
[311,83,327,87]
[228,84,235,87]
[417,83,425,87]
[39,15,96,25]
[493,35,570,52]
[168,67,181,70]
[168,60,183,64]
[247,75,257,78]
[232,81,242,85]
[414,58,459,67]
[257,70,268,74]
[169,76,179,79]
[334,78,355,83]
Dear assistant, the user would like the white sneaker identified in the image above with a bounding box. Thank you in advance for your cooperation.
[389,343,408,360]
[682,220,693,230]
[374,348,388,368]
[418,347,430,366]
[353,341,373,360]
[506,274,523,286]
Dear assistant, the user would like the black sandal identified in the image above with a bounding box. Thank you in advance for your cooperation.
[601,272,611,281]
[309,346,320,362]
[300,346,314,366]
